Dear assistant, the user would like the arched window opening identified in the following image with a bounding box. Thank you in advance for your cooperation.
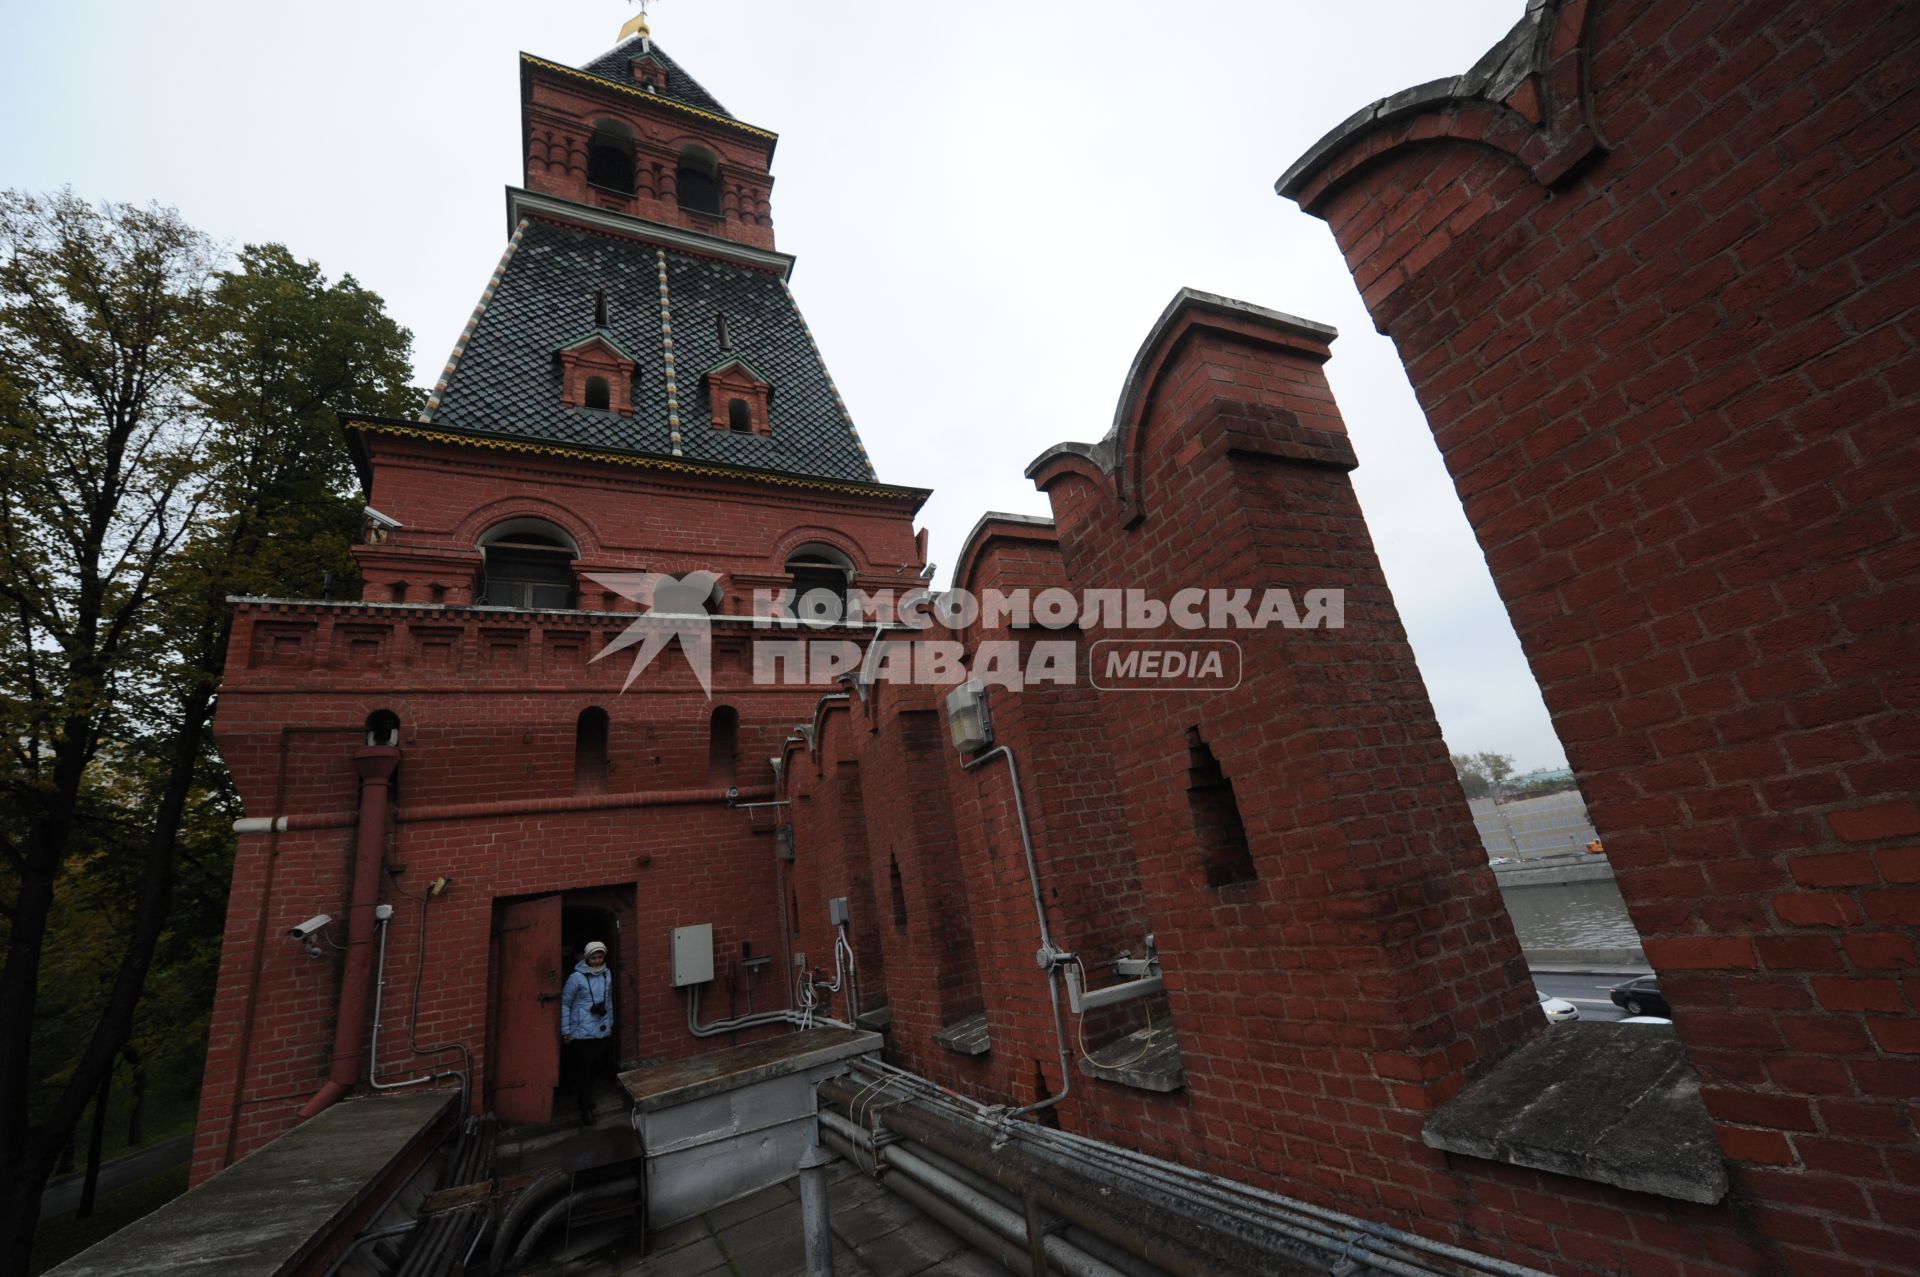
[727,398,751,432]
[1187,728,1255,887]
[889,854,909,933]
[587,121,635,195]
[479,521,578,610]
[365,709,401,748]
[584,376,611,411]
[786,544,853,625]
[707,706,739,786]
[676,148,721,216]
[575,707,610,793]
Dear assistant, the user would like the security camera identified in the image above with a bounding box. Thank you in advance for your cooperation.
[287,914,333,941]
[725,787,740,807]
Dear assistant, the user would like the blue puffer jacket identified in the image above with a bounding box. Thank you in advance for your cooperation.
[562,960,614,1040]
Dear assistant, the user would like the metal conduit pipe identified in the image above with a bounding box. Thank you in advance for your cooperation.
[488,1169,568,1274]
[822,1079,1263,1277]
[507,1177,641,1269]
[321,1220,422,1277]
[1024,1141,1468,1277]
[847,1124,1169,1277]
[1016,1121,1549,1277]
[993,1125,1414,1271]
[841,1060,1551,1277]
[818,1112,1131,1277]
[959,745,1074,1122]
[830,1073,1546,1277]
[686,982,794,1037]
[369,910,435,1090]
[818,1127,1061,1277]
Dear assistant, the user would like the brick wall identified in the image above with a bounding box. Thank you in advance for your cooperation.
[352,433,923,610]
[523,65,778,251]
[1280,0,1919,1270]
[193,423,922,1180]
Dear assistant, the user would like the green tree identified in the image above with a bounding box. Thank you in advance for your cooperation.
[0,191,216,1269]
[1475,751,1516,794]
[0,194,417,1272]
[1450,753,1491,800]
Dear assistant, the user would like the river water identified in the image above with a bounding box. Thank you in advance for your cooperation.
[1496,878,1643,949]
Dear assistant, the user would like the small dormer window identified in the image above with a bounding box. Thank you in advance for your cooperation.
[556,330,638,416]
[631,56,668,91]
[701,356,772,435]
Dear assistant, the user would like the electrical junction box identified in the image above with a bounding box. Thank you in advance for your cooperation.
[829,897,850,927]
[671,924,714,987]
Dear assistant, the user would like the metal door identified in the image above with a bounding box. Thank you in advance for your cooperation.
[491,894,562,1123]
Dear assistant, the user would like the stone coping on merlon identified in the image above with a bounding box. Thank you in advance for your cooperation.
[44,1090,456,1277]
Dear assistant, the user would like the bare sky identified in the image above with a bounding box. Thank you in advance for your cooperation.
[0,0,1573,770]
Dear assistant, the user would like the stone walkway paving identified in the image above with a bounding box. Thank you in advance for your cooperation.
[530,1155,1006,1276]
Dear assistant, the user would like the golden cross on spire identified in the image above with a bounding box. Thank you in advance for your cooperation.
[619,0,660,41]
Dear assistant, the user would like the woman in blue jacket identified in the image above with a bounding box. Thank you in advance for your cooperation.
[562,940,616,1124]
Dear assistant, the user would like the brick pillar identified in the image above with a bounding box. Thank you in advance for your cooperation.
[854,681,990,1086]
[1030,290,1539,1208]
[1278,2,1920,1265]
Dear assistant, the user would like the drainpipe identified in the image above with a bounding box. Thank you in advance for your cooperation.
[299,745,402,1119]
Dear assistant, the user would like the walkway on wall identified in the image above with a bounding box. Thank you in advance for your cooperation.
[533,1161,1003,1275]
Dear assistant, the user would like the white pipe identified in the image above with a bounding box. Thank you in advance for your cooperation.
[686,983,793,1037]
[368,910,435,1090]
[961,744,1074,1122]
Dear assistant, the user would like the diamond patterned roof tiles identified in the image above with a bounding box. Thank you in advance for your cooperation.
[576,37,734,119]
[423,218,876,484]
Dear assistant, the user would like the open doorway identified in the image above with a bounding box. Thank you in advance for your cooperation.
[486,885,636,1127]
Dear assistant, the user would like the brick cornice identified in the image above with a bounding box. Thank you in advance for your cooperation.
[343,416,929,509]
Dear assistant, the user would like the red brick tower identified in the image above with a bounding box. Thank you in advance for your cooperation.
[191,23,929,1180]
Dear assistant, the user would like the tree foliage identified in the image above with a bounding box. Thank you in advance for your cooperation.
[1450,751,1517,801]
[0,190,418,1273]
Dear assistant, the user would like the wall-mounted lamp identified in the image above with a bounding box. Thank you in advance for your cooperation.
[946,679,994,753]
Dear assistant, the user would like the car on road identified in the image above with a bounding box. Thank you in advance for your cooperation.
[1609,976,1670,1018]
[1538,991,1579,1023]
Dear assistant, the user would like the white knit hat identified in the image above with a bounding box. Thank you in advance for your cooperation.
[584,941,608,959]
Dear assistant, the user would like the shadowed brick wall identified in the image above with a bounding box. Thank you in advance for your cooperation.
[1280,0,1919,1270]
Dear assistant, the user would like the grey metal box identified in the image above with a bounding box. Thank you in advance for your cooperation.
[671,924,714,987]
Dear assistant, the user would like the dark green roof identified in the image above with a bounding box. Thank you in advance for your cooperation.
[422,218,876,484]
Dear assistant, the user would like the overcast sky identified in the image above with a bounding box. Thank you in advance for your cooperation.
[1,0,1572,771]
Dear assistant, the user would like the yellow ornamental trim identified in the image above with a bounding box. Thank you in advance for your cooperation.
[522,54,777,143]
[346,419,920,502]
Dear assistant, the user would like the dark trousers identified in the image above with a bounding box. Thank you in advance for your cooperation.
[564,1035,616,1121]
